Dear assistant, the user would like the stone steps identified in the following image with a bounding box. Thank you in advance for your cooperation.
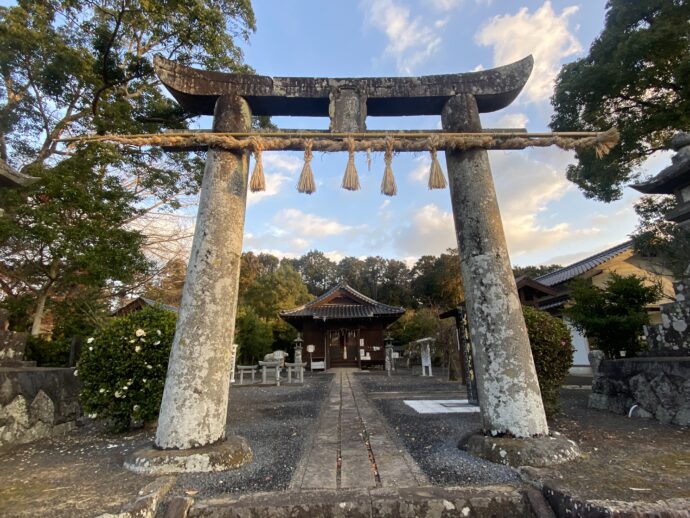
[184,485,536,517]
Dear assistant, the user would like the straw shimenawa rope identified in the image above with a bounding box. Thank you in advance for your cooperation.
[297,140,316,194]
[427,137,447,190]
[381,137,397,196]
[248,137,265,192]
[342,137,360,191]
[61,128,620,156]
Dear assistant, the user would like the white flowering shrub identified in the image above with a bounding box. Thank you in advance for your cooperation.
[77,306,177,431]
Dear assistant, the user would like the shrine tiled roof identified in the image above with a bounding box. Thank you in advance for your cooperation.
[280,282,405,320]
[535,241,633,287]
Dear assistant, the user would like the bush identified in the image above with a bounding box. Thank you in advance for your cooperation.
[77,306,176,432]
[564,274,661,358]
[25,335,70,367]
[523,306,574,416]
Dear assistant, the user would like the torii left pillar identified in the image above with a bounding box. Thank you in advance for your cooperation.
[125,94,253,474]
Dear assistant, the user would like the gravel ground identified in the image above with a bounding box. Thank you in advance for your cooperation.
[355,371,521,487]
[170,374,332,498]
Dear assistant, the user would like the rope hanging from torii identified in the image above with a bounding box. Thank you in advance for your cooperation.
[59,128,619,196]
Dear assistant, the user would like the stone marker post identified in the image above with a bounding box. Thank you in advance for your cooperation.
[155,94,251,450]
[442,94,548,438]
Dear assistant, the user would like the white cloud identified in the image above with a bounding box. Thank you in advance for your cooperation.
[271,208,353,238]
[492,112,529,129]
[393,203,456,256]
[408,155,431,183]
[247,152,302,206]
[363,0,444,74]
[475,1,581,103]
[490,149,600,258]
[425,0,461,11]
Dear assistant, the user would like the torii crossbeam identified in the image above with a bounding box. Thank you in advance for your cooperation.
[127,55,559,474]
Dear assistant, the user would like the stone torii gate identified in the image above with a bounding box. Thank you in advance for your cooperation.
[128,55,553,473]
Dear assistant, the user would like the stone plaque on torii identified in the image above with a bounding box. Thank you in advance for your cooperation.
[106,55,613,473]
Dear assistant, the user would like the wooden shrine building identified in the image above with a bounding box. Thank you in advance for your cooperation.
[280,283,404,369]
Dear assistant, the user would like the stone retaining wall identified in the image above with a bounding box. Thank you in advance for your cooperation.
[0,367,81,448]
[588,354,690,427]
[643,280,690,355]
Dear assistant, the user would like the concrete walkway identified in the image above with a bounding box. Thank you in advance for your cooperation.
[291,369,427,491]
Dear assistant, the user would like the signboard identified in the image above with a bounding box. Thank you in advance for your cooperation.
[421,343,432,368]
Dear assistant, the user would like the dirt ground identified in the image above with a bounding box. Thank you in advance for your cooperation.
[537,388,690,503]
[0,425,153,517]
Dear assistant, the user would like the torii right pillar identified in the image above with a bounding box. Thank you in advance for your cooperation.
[443,94,549,438]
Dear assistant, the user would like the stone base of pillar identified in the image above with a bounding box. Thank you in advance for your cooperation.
[465,434,580,468]
[124,436,252,475]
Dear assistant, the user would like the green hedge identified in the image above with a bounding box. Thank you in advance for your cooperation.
[76,306,176,431]
[25,335,70,367]
[523,305,574,416]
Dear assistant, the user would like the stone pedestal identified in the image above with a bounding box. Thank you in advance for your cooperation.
[153,94,252,456]
[442,94,548,438]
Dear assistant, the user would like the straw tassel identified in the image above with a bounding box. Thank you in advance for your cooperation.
[428,147,447,190]
[594,127,620,158]
[380,138,397,196]
[341,138,360,191]
[297,140,316,194]
[249,138,265,192]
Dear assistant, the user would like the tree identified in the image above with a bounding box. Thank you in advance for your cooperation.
[631,195,690,278]
[143,257,187,307]
[242,264,312,350]
[411,249,464,308]
[336,256,367,293]
[235,307,273,364]
[389,307,441,346]
[0,1,256,332]
[0,147,149,334]
[238,251,280,302]
[513,264,562,279]
[378,259,412,307]
[550,0,690,202]
[296,250,337,295]
[564,273,662,358]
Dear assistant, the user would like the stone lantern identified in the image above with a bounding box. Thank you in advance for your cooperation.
[384,334,395,376]
[293,333,304,365]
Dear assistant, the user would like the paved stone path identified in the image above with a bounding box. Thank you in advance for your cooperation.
[291,369,427,491]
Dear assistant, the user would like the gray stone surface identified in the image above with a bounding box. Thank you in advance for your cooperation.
[0,367,80,448]
[186,485,533,518]
[442,93,548,438]
[644,280,690,355]
[589,357,690,427]
[125,437,252,475]
[155,95,252,451]
[98,477,176,518]
[154,55,534,117]
[465,434,581,468]
[291,370,425,491]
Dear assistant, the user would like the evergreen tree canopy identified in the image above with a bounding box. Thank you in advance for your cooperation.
[550,0,690,201]
[0,0,256,333]
[564,273,662,358]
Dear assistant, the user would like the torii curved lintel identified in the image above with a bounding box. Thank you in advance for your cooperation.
[153,55,533,118]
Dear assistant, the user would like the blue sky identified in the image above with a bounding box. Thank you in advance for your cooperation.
[227,0,661,267]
